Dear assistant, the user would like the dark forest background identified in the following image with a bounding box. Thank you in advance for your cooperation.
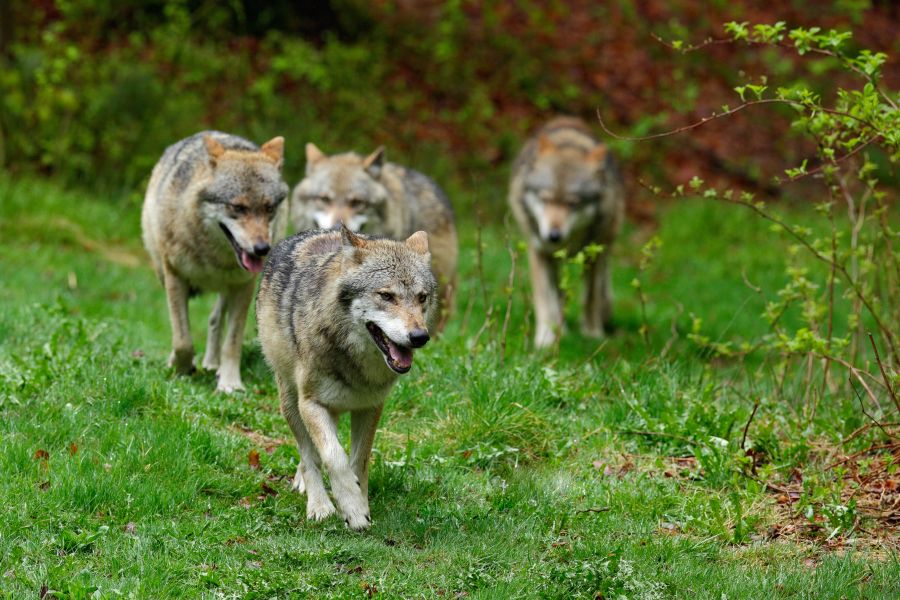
[1,0,898,215]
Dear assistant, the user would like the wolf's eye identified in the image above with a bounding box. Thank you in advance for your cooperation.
[230,204,248,215]
[349,198,366,210]
[418,293,427,304]
[378,291,395,303]
[313,195,330,205]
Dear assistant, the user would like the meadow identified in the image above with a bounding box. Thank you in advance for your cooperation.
[1,173,897,598]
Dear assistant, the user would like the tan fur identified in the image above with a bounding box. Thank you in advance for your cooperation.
[509,117,625,348]
[290,144,458,329]
[142,131,289,392]
[257,227,438,530]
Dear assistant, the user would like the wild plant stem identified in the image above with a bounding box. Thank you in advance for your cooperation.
[868,332,900,415]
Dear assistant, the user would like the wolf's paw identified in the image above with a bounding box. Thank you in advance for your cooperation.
[341,504,372,532]
[216,380,245,394]
[201,354,220,371]
[168,348,195,375]
[334,488,371,531]
[306,496,336,522]
[216,371,245,394]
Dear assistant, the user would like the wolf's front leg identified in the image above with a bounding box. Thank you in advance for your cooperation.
[278,376,334,519]
[202,294,226,371]
[217,282,253,393]
[582,252,613,337]
[162,264,195,374]
[528,246,563,348]
[298,397,371,531]
[350,405,383,499]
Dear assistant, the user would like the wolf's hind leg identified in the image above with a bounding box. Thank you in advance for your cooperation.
[350,405,383,499]
[528,246,563,348]
[163,265,194,374]
[297,390,370,530]
[582,253,613,337]
[202,294,226,371]
[217,282,253,393]
[279,375,333,518]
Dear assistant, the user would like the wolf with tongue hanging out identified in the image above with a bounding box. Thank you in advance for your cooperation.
[141,131,290,393]
[256,224,438,530]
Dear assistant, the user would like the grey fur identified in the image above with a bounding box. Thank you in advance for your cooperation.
[141,130,289,392]
[508,116,625,348]
[256,227,437,530]
[289,145,457,328]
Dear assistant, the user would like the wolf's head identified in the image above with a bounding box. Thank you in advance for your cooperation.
[293,144,390,233]
[521,136,610,248]
[200,135,289,273]
[338,225,438,374]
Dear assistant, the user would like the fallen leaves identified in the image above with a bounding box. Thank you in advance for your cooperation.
[248,449,260,470]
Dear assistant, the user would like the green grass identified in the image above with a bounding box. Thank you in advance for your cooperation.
[0,175,897,598]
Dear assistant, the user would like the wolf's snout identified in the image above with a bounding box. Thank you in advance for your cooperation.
[253,242,271,257]
[408,328,430,348]
[547,228,563,243]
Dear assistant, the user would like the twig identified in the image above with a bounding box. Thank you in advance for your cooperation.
[576,507,611,514]
[842,422,900,446]
[740,397,761,450]
[825,442,899,471]
[849,378,894,441]
[725,198,898,360]
[596,102,876,144]
[659,302,684,360]
[868,332,900,414]
[649,32,898,110]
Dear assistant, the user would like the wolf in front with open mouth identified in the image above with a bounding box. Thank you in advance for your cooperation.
[141,131,289,392]
[256,224,437,530]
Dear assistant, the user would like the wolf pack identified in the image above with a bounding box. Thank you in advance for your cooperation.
[140,116,625,530]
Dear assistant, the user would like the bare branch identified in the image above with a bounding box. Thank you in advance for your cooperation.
[868,332,900,414]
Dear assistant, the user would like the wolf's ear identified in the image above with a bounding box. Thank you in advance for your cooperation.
[340,222,368,250]
[362,146,385,179]
[260,136,285,168]
[405,231,429,255]
[305,143,326,172]
[537,135,555,155]
[588,143,608,164]
[204,135,226,167]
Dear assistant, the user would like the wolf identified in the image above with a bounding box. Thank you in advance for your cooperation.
[508,116,625,348]
[289,144,457,326]
[256,225,437,530]
[141,131,289,392]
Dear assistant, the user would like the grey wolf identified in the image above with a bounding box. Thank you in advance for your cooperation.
[290,144,457,327]
[256,225,437,530]
[141,131,289,392]
[508,116,625,348]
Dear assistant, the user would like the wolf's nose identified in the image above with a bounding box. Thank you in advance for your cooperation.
[253,242,270,257]
[548,229,562,243]
[408,329,430,348]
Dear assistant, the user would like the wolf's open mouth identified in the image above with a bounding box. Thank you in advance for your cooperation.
[219,223,264,274]
[366,322,413,374]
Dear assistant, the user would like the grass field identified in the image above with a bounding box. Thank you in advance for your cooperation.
[1,174,898,598]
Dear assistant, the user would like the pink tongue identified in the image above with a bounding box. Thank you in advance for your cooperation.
[241,251,264,274]
[386,339,413,369]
